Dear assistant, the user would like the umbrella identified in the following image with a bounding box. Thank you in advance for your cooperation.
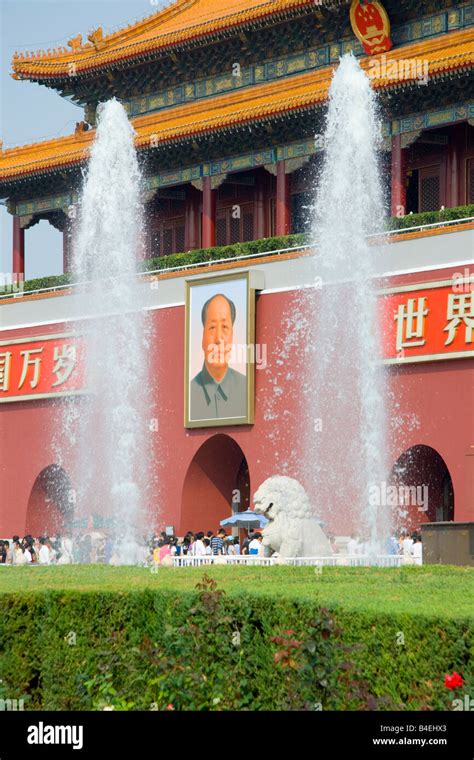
[220,509,268,530]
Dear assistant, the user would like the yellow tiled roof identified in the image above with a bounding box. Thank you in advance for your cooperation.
[12,0,320,79]
[2,30,473,183]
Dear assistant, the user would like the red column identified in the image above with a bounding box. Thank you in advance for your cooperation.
[391,135,407,217]
[276,160,291,236]
[63,227,69,273]
[185,187,201,250]
[202,177,216,249]
[446,126,463,208]
[254,172,267,240]
[12,217,25,276]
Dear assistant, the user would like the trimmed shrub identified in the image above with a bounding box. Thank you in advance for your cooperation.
[387,204,474,231]
[142,233,306,273]
[0,573,471,711]
[22,273,73,293]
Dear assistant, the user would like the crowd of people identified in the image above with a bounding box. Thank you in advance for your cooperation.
[0,527,423,565]
[149,528,265,564]
[0,534,73,565]
[343,530,423,564]
[0,528,266,566]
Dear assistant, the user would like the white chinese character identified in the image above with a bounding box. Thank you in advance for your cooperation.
[18,348,43,389]
[394,297,429,352]
[444,293,474,346]
[0,351,12,391]
[52,344,77,387]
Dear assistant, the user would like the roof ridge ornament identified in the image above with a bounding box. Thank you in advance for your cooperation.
[87,28,104,50]
[68,34,83,51]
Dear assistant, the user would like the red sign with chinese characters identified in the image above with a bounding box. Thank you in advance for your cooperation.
[350,0,393,56]
[0,334,86,403]
[379,280,474,364]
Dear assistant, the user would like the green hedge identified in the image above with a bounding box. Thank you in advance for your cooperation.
[21,273,73,294]
[142,233,306,274]
[0,573,472,711]
[16,204,474,293]
[387,204,474,231]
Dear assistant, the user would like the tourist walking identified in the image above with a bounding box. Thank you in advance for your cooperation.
[347,534,360,555]
[57,536,74,564]
[12,540,25,565]
[191,532,206,556]
[412,534,423,565]
[400,531,414,557]
[210,529,226,555]
[241,529,255,555]
[248,533,264,556]
[3,540,12,564]
[38,537,51,565]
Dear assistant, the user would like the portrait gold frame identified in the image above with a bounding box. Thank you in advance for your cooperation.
[184,271,256,428]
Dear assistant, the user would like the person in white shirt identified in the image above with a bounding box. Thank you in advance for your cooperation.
[412,535,423,565]
[12,540,26,565]
[356,538,368,556]
[57,536,73,564]
[38,538,51,565]
[400,532,414,556]
[248,534,265,556]
[347,534,360,555]
[192,532,206,556]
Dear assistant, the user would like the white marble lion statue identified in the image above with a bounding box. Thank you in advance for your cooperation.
[253,476,332,558]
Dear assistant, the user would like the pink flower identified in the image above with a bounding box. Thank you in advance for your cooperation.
[166,703,175,710]
[444,672,464,690]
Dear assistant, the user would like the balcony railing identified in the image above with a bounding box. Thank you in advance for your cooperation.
[1,205,473,301]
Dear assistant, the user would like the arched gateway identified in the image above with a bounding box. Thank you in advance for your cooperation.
[26,465,75,536]
[180,435,250,533]
[389,445,454,530]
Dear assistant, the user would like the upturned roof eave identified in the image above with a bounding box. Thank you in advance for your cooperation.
[1,35,473,192]
[11,0,331,85]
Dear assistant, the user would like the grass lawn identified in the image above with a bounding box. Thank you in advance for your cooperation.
[0,564,473,619]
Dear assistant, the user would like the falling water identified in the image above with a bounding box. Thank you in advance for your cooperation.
[309,54,389,552]
[71,98,151,563]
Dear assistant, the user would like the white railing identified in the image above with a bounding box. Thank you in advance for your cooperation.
[172,555,275,567]
[172,554,403,568]
[284,555,403,567]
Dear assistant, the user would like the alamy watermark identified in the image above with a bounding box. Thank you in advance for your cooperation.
[0,698,24,711]
[0,272,24,295]
[452,695,474,711]
[368,55,429,86]
[207,342,267,370]
[368,481,429,512]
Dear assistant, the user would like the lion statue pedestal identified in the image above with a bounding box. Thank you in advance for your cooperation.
[253,476,332,558]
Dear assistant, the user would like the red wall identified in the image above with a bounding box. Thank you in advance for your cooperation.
[1,268,473,538]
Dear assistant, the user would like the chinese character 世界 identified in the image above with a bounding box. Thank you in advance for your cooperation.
[52,344,77,387]
[394,297,429,353]
[18,348,43,389]
[444,293,474,346]
[0,351,12,391]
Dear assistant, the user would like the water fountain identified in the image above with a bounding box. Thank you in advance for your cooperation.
[308,53,390,554]
[69,98,152,564]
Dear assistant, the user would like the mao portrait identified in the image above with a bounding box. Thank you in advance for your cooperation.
[185,273,255,428]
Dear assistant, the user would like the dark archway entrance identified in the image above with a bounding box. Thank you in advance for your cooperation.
[389,445,454,531]
[180,435,250,533]
[26,465,75,536]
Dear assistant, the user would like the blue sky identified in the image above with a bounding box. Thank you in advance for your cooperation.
[1,0,170,279]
